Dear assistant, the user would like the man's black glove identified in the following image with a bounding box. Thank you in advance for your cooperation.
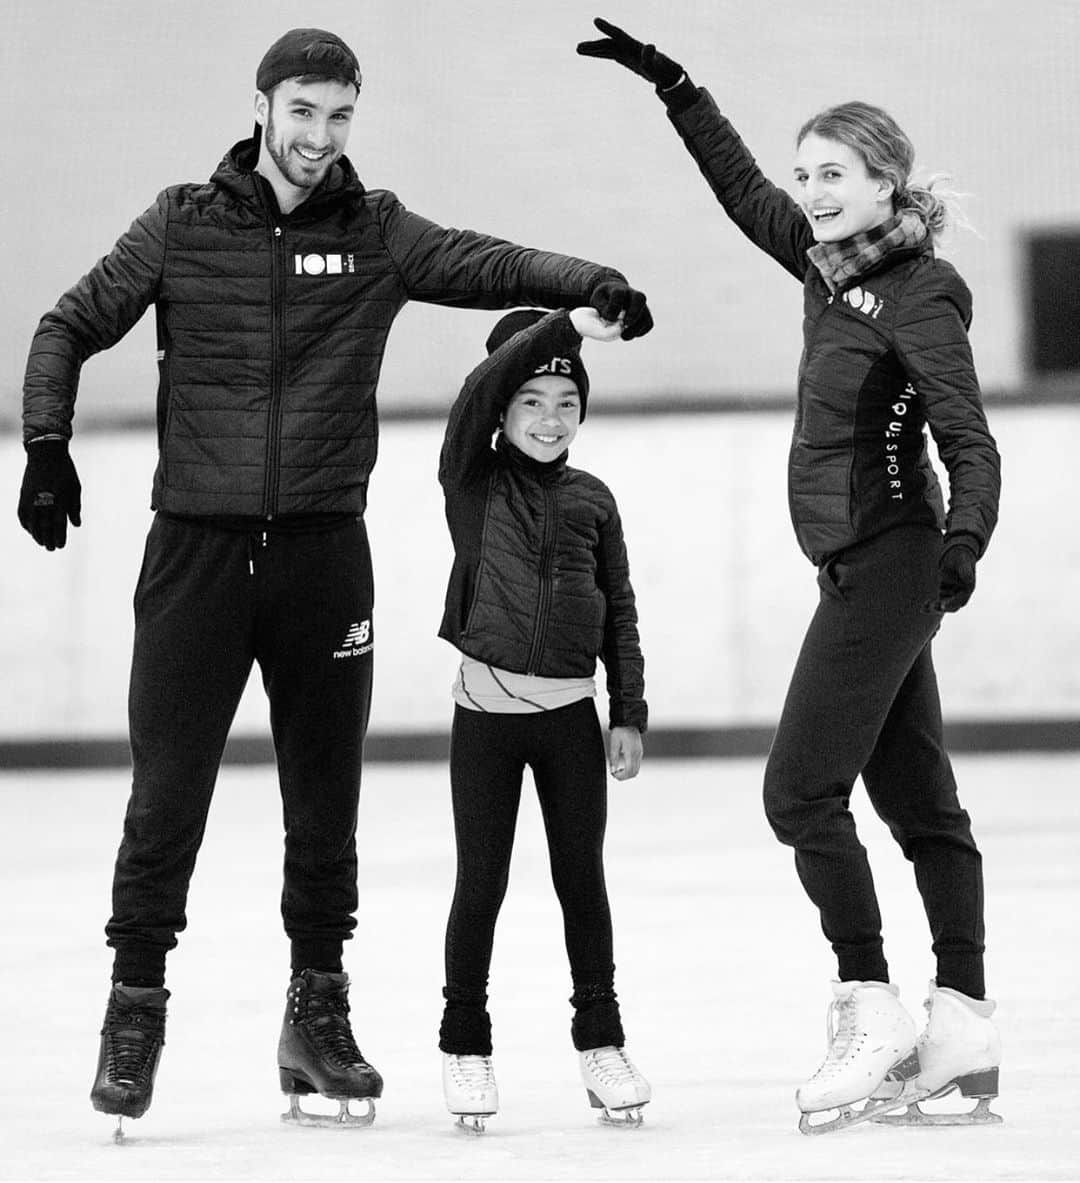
[576,17,685,90]
[18,438,82,551]
[589,282,654,340]
[927,534,979,613]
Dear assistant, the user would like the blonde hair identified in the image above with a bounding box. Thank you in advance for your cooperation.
[796,101,966,240]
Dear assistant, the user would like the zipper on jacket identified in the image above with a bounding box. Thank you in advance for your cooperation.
[263,222,287,517]
[524,484,558,674]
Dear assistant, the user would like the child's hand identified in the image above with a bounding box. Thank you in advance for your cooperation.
[607,726,643,781]
[570,306,627,342]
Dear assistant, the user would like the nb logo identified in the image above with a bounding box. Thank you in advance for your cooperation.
[333,619,373,660]
[340,621,370,647]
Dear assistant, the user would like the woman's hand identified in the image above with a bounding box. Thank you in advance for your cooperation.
[576,17,684,90]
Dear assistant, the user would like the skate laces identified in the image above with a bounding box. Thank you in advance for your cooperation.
[583,1046,641,1087]
[296,987,367,1069]
[103,997,166,1085]
[812,995,862,1078]
[448,1055,495,1094]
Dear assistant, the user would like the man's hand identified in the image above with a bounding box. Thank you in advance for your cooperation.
[18,438,82,551]
[927,535,979,613]
[588,282,653,340]
[569,306,626,341]
[576,17,684,90]
[608,726,643,781]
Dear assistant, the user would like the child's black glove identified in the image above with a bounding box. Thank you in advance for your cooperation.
[576,17,685,90]
[927,535,979,613]
[588,282,654,340]
[18,438,82,551]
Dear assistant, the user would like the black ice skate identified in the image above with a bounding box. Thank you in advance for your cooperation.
[90,983,169,1142]
[278,969,383,1127]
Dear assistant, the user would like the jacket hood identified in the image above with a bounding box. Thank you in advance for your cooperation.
[211,137,366,211]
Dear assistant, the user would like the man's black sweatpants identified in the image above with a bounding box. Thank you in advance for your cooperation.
[106,513,375,986]
[763,525,985,998]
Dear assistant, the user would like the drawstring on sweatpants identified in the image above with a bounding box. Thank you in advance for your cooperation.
[247,531,268,575]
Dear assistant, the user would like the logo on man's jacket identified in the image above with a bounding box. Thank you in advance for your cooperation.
[295,253,356,276]
[843,285,885,319]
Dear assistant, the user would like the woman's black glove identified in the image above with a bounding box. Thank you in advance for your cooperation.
[576,17,685,90]
[927,535,980,613]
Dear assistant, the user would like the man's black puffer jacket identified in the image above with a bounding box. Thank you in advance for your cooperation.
[22,139,626,519]
[666,88,1000,564]
[438,311,647,732]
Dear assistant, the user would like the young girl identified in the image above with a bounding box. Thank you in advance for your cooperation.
[436,305,651,1132]
[579,19,1002,1134]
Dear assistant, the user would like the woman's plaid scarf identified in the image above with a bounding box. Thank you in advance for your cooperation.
[808,211,928,293]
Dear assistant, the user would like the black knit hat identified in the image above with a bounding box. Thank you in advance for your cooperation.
[256,28,362,94]
[486,310,590,419]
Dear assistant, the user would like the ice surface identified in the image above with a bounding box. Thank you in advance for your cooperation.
[2,752,1078,1181]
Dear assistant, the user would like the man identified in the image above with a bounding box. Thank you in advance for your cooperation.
[18,28,652,1135]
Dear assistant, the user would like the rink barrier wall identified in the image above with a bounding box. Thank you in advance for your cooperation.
[3,717,1079,770]
[5,395,1077,766]
[0,381,1074,435]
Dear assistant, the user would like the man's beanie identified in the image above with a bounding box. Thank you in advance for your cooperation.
[256,28,362,94]
[486,310,590,419]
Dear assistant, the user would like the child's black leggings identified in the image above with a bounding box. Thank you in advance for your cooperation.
[441,697,623,1054]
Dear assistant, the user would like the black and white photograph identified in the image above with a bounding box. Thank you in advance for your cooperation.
[2,2,1078,1180]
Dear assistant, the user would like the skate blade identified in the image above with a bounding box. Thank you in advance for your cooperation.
[453,1113,494,1135]
[798,1086,924,1136]
[586,1087,647,1128]
[112,1117,126,1145]
[873,1095,1003,1127]
[281,1094,376,1128]
[598,1106,645,1128]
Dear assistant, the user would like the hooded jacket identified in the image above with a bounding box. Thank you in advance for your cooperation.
[438,311,647,732]
[22,140,625,518]
[666,88,1000,565]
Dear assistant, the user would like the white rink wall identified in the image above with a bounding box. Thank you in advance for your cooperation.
[2,404,1076,743]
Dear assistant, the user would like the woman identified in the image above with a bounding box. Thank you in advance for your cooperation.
[578,18,1002,1134]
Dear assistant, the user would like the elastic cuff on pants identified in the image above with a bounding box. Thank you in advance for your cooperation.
[439,1001,493,1056]
[571,1000,625,1052]
[111,948,167,988]
[836,950,889,986]
[934,956,986,1001]
[290,941,343,978]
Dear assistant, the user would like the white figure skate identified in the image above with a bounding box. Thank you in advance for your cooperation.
[874,982,1002,1126]
[796,980,919,1134]
[442,1053,498,1134]
[578,1045,651,1127]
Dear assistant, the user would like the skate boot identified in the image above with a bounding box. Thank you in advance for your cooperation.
[874,982,1002,1126]
[796,980,918,1135]
[90,983,169,1143]
[278,969,383,1127]
[578,1046,651,1127]
[442,1053,498,1134]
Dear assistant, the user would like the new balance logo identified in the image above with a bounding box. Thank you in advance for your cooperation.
[333,619,373,660]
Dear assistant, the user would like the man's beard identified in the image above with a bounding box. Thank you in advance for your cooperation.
[264,110,333,190]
